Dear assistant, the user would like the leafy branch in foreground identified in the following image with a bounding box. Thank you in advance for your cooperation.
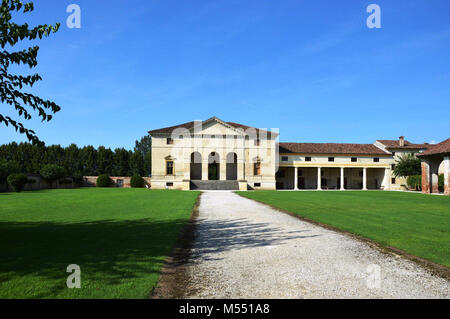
[0,0,60,144]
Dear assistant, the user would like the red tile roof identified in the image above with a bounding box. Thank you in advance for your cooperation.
[279,142,390,155]
[148,117,277,136]
[376,139,429,149]
[417,138,450,157]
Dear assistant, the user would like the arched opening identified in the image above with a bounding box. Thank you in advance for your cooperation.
[226,152,237,180]
[190,152,202,180]
[208,152,220,180]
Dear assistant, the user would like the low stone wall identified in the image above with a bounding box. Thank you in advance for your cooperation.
[0,174,77,192]
[82,176,151,188]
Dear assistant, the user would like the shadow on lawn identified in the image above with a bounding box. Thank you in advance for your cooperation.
[0,218,188,297]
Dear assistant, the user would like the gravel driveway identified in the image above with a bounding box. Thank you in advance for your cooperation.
[185,191,449,298]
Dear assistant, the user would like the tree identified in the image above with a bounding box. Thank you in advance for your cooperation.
[393,153,421,177]
[0,0,61,144]
[134,136,151,176]
[7,172,27,191]
[40,163,65,188]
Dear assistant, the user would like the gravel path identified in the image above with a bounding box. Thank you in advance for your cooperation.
[185,191,449,298]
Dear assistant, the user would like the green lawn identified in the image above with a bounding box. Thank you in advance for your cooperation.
[237,191,450,267]
[0,188,199,298]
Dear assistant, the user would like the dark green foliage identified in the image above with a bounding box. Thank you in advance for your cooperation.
[0,0,61,144]
[134,136,151,176]
[6,172,27,192]
[130,174,144,188]
[96,174,111,187]
[40,164,65,182]
[0,139,150,177]
[406,175,421,191]
[393,153,421,177]
[439,174,444,193]
[71,171,83,184]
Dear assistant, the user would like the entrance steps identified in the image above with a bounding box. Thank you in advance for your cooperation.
[190,180,239,190]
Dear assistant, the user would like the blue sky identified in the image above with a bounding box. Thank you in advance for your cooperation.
[1,0,449,149]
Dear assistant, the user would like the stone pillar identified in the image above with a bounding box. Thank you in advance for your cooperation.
[237,159,245,180]
[317,167,322,190]
[431,159,440,194]
[294,167,298,190]
[202,161,208,181]
[362,167,367,190]
[340,167,345,190]
[219,160,227,181]
[444,156,450,196]
[382,168,390,190]
[421,159,431,193]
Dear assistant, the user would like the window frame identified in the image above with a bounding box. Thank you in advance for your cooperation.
[305,157,312,162]
[254,160,261,176]
[373,157,380,163]
[328,157,335,162]
[166,160,174,175]
[166,137,174,145]
[351,157,357,162]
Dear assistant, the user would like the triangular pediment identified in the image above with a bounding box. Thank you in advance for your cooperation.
[191,117,246,136]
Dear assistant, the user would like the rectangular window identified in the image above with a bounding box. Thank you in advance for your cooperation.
[392,164,396,170]
[305,157,311,162]
[391,178,396,184]
[166,137,173,145]
[254,139,260,146]
[281,156,288,162]
[166,161,174,175]
[254,161,261,176]
[351,157,357,162]
[373,157,380,162]
[392,152,395,156]
[328,157,334,162]
[166,182,173,187]
[254,183,261,187]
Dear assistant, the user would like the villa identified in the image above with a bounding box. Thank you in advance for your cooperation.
[148,117,444,192]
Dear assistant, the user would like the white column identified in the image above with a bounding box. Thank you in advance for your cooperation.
[340,167,345,190]
[202,161,208,180]
[317,167,322,190]
[444,156,449,195]
[362,167,367,190]
[219,159,226,181]
[294,167,298,190]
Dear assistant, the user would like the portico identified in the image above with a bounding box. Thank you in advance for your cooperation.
[278,165,390,190]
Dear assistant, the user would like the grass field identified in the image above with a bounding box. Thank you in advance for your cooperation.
[237,191,450,267]
[0,188,199,298]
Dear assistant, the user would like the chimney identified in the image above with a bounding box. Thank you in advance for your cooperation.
[399,136,405,147]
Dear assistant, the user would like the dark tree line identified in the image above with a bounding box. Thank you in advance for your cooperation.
[0,136,151,178]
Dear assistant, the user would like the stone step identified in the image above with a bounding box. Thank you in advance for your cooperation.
[190,180,239,190]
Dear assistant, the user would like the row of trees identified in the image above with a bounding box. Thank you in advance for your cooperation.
[0,136,151,179]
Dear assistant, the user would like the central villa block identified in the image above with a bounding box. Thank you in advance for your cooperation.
[148,117,432,191]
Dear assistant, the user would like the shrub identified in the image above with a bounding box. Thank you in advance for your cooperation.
[72,171,84,185]
[406,175,421,191]
[7,173,28,192]
[130,174,145,188]
[40,164,66,187]
[96,174,112,187]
